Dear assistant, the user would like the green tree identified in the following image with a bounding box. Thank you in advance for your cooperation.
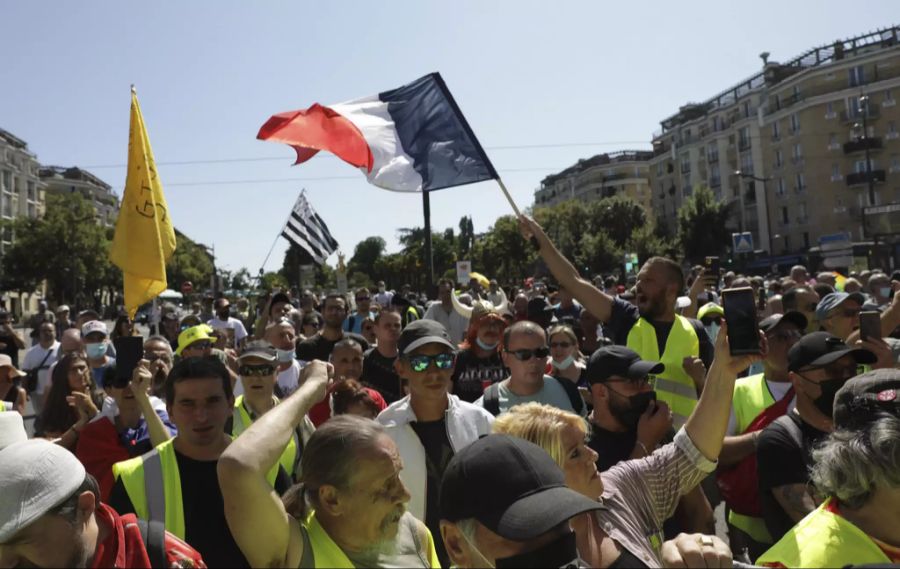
[677,186,734,265]
[167,230,214,292]
[349,237,386,280]
[591,196,649,248]
[230,268,252,291]
[260,271,289,291]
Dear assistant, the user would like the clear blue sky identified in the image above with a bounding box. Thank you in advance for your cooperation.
[1,2,895,277]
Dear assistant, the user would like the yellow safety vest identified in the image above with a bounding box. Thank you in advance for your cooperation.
[627,315,699,428]
[298,513,440,568]
[112,438,279,540]
[232,395,299,478]
[727,373,775,545]
[757,498,891,567]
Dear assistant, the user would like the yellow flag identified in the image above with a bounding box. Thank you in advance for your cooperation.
[110,89,176,318]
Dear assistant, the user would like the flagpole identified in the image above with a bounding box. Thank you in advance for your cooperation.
[259,189,302,275]
[423,191,435,293]
[496,178,522,217]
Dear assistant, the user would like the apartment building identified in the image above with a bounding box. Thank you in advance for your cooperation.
[0,128,47,315]
[534,150,654,213]
[40,166,119,227]
[649,26,900,265]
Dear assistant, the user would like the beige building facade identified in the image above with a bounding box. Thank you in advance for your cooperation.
[40,166,119,228]
[534,150,654,213]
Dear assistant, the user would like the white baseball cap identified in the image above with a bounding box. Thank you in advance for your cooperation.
[81,320,108,338]
[0,411,27,450]
[0,439,86,543]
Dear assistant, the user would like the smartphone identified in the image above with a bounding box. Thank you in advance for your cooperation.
[859,311,881,342]
[757,287,767,312]
[704,256,720,290]
[722,287,761,355]
[113,336,145,386]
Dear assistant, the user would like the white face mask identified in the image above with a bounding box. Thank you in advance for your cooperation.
[275,348,295,363]
[553,355,576,370]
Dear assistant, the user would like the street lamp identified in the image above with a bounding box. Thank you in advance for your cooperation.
[735,170,774,256]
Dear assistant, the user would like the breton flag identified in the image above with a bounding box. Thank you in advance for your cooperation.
[281,191,339,265]
[257,72,498,193]
[110,88,177,318]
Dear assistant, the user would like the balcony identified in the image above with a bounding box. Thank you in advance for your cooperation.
[846,170,887,186]
[843,137,883,154]
[840,107,880,123]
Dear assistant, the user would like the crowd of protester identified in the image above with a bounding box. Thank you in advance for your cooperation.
[2,214,900,567]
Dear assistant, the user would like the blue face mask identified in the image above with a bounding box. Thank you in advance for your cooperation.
[880,287,892,299]
[276,348,295,363]
[475,337,499,351]
[553,355,576,370]
[705,323,720,343]
[86,342,107,359]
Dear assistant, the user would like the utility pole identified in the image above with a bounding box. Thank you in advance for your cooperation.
[859,94,876,206]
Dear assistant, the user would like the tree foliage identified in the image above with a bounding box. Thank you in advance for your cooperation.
[676,186,734,265]
[167,229,214,291]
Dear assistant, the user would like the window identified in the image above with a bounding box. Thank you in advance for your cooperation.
[885,89,896,106]
[26,181,35,202]
[743,101,752,118]
[682,175,692,196]
[656,162,664,176]
[0,170,10,192]
[792,143,803,163]
[776,178,786,196]
[783,235,791,252]
[712,116,721,132]
[849,65,866,87]
[831,163,842,181]
[707,142,718,163]
[772,94,781,111]
[888,121,899,140]
[739,127,751,150]
[847,95,861,118]
[825,101,836,119]
[782,207,790,224]
[890,154,900,173]
[710,163,721,187]
[853,159,875,173]
[774,149,783,168]
[798,203,807,223]
[795,172,806,193]
[803,232,810,249]
[680,152,691,174]
[772,121,781,140]
[793,85,802,100]
[789,113,800,134]
[740,153,754,175]
[828,133,839,150]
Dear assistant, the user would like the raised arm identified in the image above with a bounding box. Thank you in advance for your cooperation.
[684,322,764,462]
[131,360,172,448]
[518,215,615,322]
[217,360,331,568]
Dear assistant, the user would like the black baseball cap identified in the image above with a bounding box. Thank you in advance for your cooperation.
[527,296,555,315]
[585,345,664,385]
[833,369,900,429]
[759,311,807,334]
[397,319,456,356]
[439,434,603,541]
[787,331,876,372]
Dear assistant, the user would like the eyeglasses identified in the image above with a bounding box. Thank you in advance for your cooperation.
[239,364,276,377]
[406,352,455,373]
[356,296,370,302]
[549,341,573,349]
[185,341,212,351]
[506,347,551,361]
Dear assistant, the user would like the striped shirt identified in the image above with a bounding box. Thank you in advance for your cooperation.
[595,428,716,566]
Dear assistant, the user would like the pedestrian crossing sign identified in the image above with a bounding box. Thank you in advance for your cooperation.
[732,232,754,254]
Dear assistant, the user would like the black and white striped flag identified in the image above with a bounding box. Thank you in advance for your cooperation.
[281,190,339,265]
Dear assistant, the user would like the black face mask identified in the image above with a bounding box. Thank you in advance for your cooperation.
[810,377,847,417]
[608,389,656,430]
[217,309,230,320]
[495,532,580,569]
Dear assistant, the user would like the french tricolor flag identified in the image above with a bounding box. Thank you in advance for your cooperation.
[257,72,498,193]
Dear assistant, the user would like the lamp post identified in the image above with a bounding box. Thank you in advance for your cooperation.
[735,170,774,256]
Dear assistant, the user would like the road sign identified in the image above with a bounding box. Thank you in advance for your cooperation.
[456,261,471,285]
[732,232,754,254]
[180,281,194,295]
[818,232,854,269]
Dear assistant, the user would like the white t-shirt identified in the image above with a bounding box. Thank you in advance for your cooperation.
[423,302,469,344]
[23,341,60,394]
[726,379,795,436]
[373,291,394,308]
[207,317,248,343]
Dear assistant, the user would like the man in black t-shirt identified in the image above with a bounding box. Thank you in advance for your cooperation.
[757,332,877,543]
[108,357,291,567]
[450,300,509,403]
[362,310,402,403]
[296,294,368,362]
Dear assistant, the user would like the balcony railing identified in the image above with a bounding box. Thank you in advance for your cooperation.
[846,170,887,186]
[843,137,883,154]
[840,107,880,123]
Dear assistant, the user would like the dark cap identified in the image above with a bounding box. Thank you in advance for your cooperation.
[270,292,291,307]
[397,319,456,356]
[787,331,876,372]
[833,368,900,429]
[439,434,603,540]
[238,340,277,363]
[585,345,664,385]
[527,296,554,316]
[759,311,808,334]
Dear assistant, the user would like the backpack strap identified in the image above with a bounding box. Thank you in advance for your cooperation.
[484,383,501,416]
[551,376,584,415]
[135,518,167,568]
[298,523,314,569]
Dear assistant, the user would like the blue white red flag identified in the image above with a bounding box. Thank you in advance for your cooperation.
[257,72,498,192]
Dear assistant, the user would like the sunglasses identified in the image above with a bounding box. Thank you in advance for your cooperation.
[356,296,371,302]
[406,353,455,373]
[506,347,551,361]
[185,341,213,351]
[549,341,573,349]
[239,364,276,377]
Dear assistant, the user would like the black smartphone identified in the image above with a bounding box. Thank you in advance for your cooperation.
[758,287,767,312]
[722,287,761,355]
[704,256,720,290]
[859,311,881,342]
[113,336,144,387]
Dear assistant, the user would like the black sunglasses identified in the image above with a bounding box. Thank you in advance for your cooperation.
[239,364,276,377]
[506,347,550,361]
